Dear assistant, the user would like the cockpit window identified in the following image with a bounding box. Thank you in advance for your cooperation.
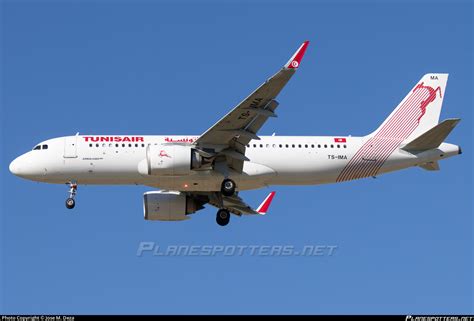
[33,144,48,150]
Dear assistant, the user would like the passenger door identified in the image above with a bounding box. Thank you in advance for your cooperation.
[64,136,78,158]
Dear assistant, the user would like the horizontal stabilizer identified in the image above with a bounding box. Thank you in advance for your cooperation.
[419,161,440,171]
[402,118,461,152]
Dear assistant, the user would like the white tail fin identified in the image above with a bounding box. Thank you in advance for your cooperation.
[368,74,448,143]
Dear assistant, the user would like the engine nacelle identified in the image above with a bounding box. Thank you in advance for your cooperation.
[138,145,211,176]
[143,191,205,221]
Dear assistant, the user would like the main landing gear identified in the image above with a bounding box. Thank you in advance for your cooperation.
[220,178,236,197]
[216,208,230,226]
[215,178,236,226]
[65,182,77,209]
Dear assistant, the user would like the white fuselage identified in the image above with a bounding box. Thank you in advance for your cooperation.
[9,135,460,191]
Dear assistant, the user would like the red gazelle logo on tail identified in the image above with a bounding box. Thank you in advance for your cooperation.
[414,82,442,122]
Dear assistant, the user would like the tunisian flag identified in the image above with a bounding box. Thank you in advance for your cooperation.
[334,138,347,143]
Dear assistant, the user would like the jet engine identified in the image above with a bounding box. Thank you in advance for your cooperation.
[138,145,213,176]
[143,191,206,221]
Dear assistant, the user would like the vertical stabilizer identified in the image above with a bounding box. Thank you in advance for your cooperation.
[369,74,448,143]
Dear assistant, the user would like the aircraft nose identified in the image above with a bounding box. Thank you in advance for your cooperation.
[9,153,47,180]
[9,157,21,176]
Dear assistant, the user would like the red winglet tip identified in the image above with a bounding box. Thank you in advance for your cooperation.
[285,41,310,69]
[256,191,276,215]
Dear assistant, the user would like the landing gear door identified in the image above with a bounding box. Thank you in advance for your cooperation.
[64,136,78,158]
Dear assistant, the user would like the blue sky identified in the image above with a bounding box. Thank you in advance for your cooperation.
[1,0,472,315]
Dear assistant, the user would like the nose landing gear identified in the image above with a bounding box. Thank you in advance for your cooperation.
[65,182,77,209]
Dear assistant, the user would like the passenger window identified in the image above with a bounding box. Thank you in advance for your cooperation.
[292,144,295,148]
[122,144,126,147]
[330,144,334,148]
[318,144,321,148]
[324,144,327,148]
[135,144,138,147]
[253,144,257,148]
[96,144,99,147]
[260,144,263,148]
[272,144,276,148]
[311,144,314,148]
[142,144,145,147]
[279,144,282,148]
[298,144,301,148]
[305,144,308,148]
[116,144,119,147]
[343,145,347,148]
[285,144,289,148]
[337,145,340,148]
[89,144,93,147]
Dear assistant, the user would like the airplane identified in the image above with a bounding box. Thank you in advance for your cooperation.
[9,41,462,226]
